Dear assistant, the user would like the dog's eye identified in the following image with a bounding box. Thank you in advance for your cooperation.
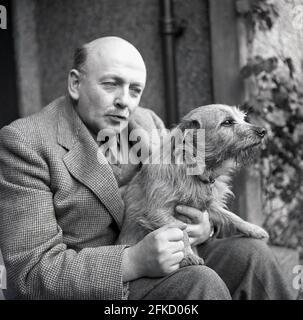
[221,119,235,126]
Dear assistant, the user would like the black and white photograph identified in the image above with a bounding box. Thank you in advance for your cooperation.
[0,0,303,303]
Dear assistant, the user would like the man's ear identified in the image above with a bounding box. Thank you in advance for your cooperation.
[68,69,82,101]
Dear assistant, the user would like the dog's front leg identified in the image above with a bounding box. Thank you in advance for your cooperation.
[210,203,269,240]
[180,231,205,267]
[139,211,205,267]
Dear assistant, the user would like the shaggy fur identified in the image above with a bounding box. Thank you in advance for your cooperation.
[117,104,269,266]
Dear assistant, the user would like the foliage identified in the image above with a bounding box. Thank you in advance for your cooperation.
[241,55,303,248]
[239,0,303,248]
[236,0,279,34]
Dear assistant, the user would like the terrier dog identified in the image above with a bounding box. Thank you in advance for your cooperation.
[117,104,269,266]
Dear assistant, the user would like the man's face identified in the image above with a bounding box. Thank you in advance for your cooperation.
[74,46,146,135]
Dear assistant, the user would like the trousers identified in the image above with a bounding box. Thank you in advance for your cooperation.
[128,237,296,300]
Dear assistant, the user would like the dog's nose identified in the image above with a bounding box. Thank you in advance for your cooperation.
[255,127,267,137]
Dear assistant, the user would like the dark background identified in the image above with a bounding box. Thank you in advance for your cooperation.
[0,0,19,129]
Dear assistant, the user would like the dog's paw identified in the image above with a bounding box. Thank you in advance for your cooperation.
[246,224,269,240]
[180,253,205,267]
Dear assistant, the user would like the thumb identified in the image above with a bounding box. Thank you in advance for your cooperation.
[201,210,212,228]
[160,221,188,231]
[202,210,210,222]
[202,210,214,234]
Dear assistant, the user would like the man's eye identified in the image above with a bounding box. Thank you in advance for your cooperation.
[103,82,117,87]
[130,87,142,96]
[221,119,235,126]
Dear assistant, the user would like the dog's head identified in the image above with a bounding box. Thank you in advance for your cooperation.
[177,104,266,174]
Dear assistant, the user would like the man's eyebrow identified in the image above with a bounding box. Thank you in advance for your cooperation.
[99,74,120,81]
[99,74,145,87]
[130,82,145,88]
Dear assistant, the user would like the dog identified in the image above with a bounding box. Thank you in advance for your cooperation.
[117,104,269,267]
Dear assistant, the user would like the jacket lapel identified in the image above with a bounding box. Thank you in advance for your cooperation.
[57,97,124,230]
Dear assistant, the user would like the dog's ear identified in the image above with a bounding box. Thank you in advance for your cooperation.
[179,119,200,132]
[238,102,253,114]
[238,102,255,123]
[171,118,202,167]
[175,119,200,155]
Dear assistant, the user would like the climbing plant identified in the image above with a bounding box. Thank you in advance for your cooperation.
[238,0,303,248]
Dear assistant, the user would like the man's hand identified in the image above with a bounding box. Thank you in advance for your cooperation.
[175,205,213,246]
[122,222,187,282]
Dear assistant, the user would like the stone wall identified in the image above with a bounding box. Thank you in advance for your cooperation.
[249,0,303,216]
[239,0,303,243]
[252,0,303,74]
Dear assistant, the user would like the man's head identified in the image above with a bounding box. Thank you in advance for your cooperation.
[68,36,147,135]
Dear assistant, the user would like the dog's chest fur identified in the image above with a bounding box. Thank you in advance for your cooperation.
[119,163,233,244]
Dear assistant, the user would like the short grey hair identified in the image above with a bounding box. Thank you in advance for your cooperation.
[72,45,88,72]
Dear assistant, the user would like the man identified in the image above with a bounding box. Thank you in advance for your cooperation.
[0,36,295,300]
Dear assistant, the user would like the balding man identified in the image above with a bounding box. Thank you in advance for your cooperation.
[0,37,295,300]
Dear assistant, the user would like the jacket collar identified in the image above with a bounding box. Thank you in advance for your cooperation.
[56,96,82,150]
[57,96,125,229]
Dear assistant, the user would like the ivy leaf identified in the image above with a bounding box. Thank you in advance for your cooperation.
[266,110,287,126]
[284,58,295,78]
[263,57,278,73]
[272,86,288,108]
[240,64,254,78]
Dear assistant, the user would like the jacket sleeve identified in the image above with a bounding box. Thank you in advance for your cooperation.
[131,106,167,133]
[128,107,168,154]
[0,125,128,300]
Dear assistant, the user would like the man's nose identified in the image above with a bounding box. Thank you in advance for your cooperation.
[114,88,129,109]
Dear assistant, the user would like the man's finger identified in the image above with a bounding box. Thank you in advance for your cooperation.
[175,206,207,224]
[166,228,185,241]
[159,221,188,231]
[167,263,180,274]
[169,251,185,265]
[169,240,185,253]
[174,213,192,224]
[152,223,187,241]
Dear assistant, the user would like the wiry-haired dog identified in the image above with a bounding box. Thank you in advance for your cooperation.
[117,104,269,266]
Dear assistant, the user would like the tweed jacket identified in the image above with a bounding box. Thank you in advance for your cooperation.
[0,96,164,300]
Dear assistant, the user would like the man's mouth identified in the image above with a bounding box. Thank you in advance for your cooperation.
[107,114,128,121]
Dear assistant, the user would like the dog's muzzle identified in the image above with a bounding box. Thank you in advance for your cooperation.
[253,127,267,138]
